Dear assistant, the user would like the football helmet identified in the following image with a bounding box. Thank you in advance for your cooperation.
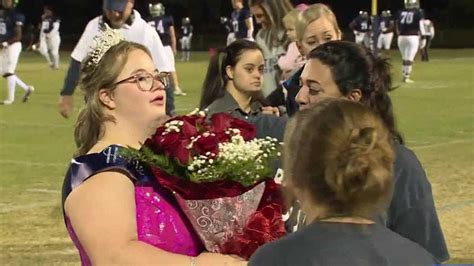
[149,3,165,17]
[405,0,420,9]
[182,17,190,25]
[359,10,369,18]
[381,10,391,17]
[220,16,228,24]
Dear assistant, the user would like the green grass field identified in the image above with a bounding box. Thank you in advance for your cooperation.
[0,49,473,264]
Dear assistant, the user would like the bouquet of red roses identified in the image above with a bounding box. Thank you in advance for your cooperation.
[130,111,285,259]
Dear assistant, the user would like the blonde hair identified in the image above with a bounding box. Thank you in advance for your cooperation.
[74,41,151,156]
[295,3,341,42]
[282,9,300,28]
[284,99,395,219]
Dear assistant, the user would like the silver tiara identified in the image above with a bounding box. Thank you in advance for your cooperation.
[87,23,124,67]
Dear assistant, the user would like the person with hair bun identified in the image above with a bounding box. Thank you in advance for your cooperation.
[294,40,448,262]
[249,99,436,266]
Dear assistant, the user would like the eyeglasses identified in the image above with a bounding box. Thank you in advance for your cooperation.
[112,71,169,91]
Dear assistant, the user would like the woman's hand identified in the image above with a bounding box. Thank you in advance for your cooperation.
[195,252,247,266]
[261,106,280,117]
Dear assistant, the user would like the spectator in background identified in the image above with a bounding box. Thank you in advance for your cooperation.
[283,3,342,116]
[200,39,286,141]
[249,0,293,98]
[278,4,308,81]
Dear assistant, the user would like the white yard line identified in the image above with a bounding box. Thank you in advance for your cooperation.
[26,188,61,194]
[438,200,474,212]
[430,57,474,62]
[0,159,65,168]
[0,201,58,213]
[411,139,474,150]
[0,120,71,128]
[1,238,73,246]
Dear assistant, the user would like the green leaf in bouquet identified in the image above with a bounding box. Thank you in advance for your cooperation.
[119,146,179,178]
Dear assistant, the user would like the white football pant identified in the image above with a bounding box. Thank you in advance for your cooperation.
[38,33,61,68]
[377,32,394,50]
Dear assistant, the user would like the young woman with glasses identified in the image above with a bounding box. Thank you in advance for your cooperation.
[62,40,246,265]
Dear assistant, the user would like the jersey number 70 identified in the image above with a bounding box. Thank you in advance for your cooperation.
[400,11,414,24]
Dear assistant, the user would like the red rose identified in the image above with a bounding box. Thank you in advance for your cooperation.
[146,126,166,151]
[230,118,256,140]
[173,139,191,165]
[156,132,180,152]
[210,113,234,133]
[181,120,198,138]
[213,131,231,143]
[193,133,220,156]
[183,114,206,129]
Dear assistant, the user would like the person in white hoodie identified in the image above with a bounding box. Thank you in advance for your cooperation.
[57,0,174,118]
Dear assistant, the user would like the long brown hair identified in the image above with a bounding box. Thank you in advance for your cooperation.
[74,41,151,156]
[249,0,293,49]
[199,39,264,109]
[284,99,395,219]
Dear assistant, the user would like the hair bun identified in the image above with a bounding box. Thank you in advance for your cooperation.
[325,127,383,204]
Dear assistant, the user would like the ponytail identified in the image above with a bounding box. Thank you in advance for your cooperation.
[366,56,404,144]
[74,98,104,156]
[199,49,227,109]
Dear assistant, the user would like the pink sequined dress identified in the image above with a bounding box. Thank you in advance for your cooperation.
[61,145,204,265]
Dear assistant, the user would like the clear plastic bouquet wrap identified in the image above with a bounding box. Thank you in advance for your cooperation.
[126,112,285,259]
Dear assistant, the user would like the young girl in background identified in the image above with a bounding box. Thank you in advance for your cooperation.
[278,4,308,81]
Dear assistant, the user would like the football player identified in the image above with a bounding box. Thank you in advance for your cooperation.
[419,18,434,62]
[349,11,371,49]
[0,0,34,104]
[377,10,395,51]
[148,3,185,96]
[36,5,61,69]
[397,0,424,83]
[180,17,193,61]
[220,16,235,45]
[230,0,253,42]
